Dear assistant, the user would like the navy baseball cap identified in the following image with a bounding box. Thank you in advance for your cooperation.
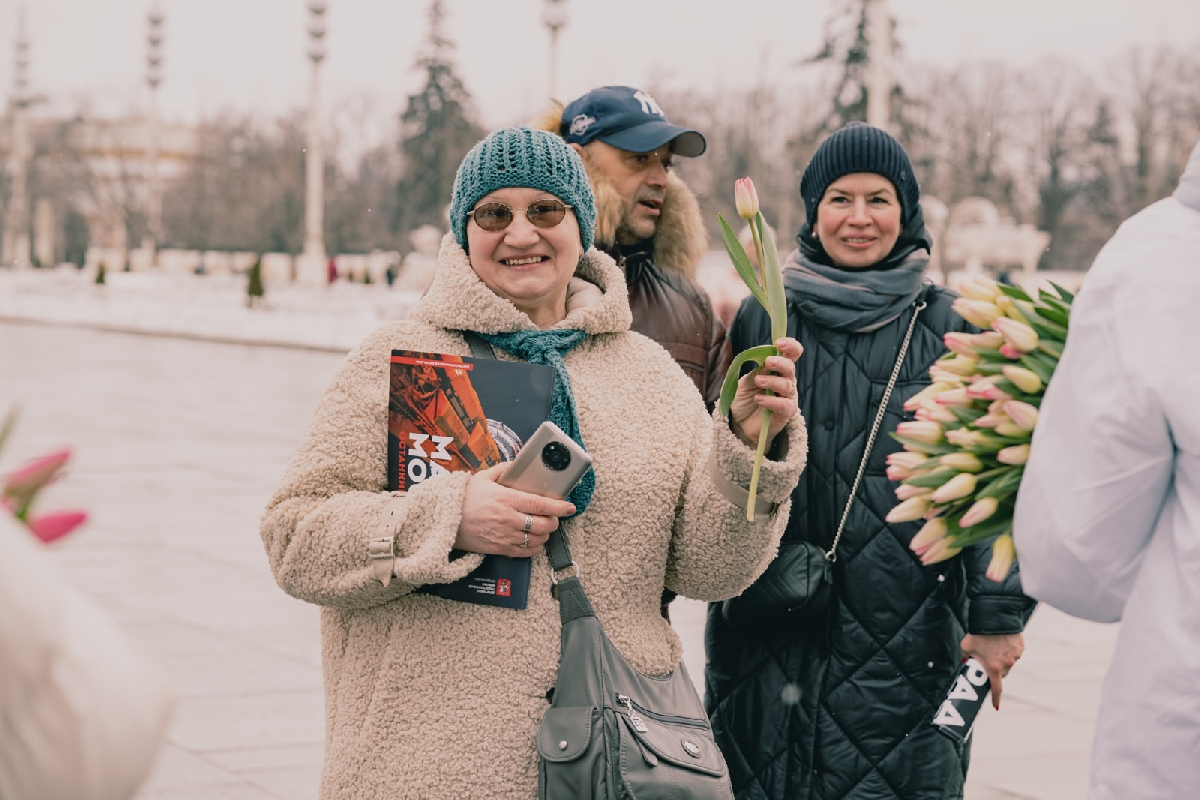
[561,86,706,157]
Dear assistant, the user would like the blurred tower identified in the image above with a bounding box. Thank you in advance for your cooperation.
[299,0,328,285]
[143,2,164,266]
[4,7,32,268]
[865,0,891,130]
[542,0,567,101]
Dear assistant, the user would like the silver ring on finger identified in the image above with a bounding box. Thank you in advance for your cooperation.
[519,531,530,549]
[523,514,533,534]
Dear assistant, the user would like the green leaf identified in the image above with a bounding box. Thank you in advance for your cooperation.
[1034,304,1070,328]
[1026,314,1068,341]
[0,406,18,458]
[997,283,1033,303]
[756,212,789,343]
[1038,340,1063,359]
[1018,353,1054,385]
[949,405,986,425]
[717,345,778,418]
[889,433,958,456]
[905,468,959,488]
[718,214,768,310]
[1048,281,1075,303]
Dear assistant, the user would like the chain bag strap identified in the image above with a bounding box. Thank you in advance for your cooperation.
[719,299,926,628]
[825,298,927,561]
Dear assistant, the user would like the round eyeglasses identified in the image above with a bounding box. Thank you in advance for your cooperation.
[467,199,573,232]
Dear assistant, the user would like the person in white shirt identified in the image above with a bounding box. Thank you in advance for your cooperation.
[1013,136,1200,800]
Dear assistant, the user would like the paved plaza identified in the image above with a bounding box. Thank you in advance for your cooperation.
[1,320,1119,799]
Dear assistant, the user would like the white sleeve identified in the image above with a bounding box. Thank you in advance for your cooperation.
[0,514,174,800]
[1012,275,1174,623]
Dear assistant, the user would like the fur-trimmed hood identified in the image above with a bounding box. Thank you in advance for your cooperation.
[530,102,709,280]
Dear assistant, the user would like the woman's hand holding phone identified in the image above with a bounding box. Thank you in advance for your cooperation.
[455,464,576,558]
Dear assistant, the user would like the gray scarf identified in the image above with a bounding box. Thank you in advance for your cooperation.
[782,249,929,333]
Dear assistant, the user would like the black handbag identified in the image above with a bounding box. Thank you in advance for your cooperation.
[537,529,734,800]
[720,300,925,628]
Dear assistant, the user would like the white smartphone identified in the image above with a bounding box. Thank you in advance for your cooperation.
[497,421,593,500]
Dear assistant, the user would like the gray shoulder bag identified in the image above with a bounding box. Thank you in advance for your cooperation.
[719,299,926,628]
[537,530,734,800]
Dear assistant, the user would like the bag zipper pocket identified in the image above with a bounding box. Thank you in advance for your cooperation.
[615,693,708,729]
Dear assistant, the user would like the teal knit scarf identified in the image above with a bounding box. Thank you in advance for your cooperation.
[479,329,594,516]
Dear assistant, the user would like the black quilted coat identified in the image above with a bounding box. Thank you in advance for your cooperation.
[705,282,1036,800]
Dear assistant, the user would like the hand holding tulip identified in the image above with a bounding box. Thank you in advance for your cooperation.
[961,632,1025,710]
[729,338,803,448]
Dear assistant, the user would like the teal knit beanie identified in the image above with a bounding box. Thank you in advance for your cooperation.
[450,127,596,253]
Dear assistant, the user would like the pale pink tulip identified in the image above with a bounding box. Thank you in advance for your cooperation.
[935,388,972,407]
[967,384,1012,402]
[26,511,88,544]
[994,422,1030,438]
[895,483,933,501]
[953,298,1001,329]
[904,381,957,412]
[938,356,979,377]
[993,318,1039,353]
[945,429,994,448]
[734,178,760,220]
[887,496,931,523]
[917,405,958,424]
[1003,400,1040,431]
[998,444,1031,465]
[909,517,949,556]
[974,412,1007,429]
[974,331,1005,350]
[887,465,913,482]
[944,332,979,358]
[959,497,999,527]
[3,448,72,507]
[896,421,944,445]
[995,295,1028,323]
[958,275,1001,302]
[920,537,963,565]
[928,365,963,385]
[932,472,977,503]
[999,343,1024,359]
[887,451,927,470]
[940,453,983,472]
[985,533,1016,581]
[1002,365,1043,394]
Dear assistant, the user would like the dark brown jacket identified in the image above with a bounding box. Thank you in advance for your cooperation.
[612,243,730,410]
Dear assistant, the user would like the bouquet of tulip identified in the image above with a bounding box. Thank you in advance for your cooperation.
[716,178,787,520]
[1,409,89,543]
[885,276,1074,579]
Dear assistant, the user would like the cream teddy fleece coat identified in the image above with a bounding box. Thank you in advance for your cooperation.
[261,235,808,799]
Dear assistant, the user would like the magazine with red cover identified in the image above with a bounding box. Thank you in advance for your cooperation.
[387,349,555,609]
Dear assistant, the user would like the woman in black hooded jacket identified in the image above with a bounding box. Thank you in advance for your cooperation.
[705,123,1036,800]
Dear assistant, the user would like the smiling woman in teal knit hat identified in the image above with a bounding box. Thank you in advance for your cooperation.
[261,126,809,799]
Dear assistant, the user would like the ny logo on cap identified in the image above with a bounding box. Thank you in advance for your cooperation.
[633,90,664,118]
[569,114,596,137]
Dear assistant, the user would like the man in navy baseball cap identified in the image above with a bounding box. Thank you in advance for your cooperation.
[533,86,727,626]
[560,85,706,158]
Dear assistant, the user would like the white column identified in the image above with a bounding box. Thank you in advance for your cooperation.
[543,0,567,100]
[143,4,164,266]
[5,7,31,268]
[865,0,891,131]
[298,0,328,286]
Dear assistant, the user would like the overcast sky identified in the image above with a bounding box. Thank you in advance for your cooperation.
[3,0,1198,133]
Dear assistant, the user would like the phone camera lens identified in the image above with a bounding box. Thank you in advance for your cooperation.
[541,442,572,472]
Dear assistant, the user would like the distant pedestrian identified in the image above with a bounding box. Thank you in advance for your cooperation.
[326,257,338,285]
[247,257,265,308]
[1013,137,1200,799]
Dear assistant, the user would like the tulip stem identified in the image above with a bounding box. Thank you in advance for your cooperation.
[747,405,772,521]
[749,218,767,292]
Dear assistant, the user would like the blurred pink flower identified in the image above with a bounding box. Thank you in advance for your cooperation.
[26,511,88,544]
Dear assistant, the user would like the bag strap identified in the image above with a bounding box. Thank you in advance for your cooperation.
[824,299,926,562]
[459,328,595,623]
[461,330,495,359]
